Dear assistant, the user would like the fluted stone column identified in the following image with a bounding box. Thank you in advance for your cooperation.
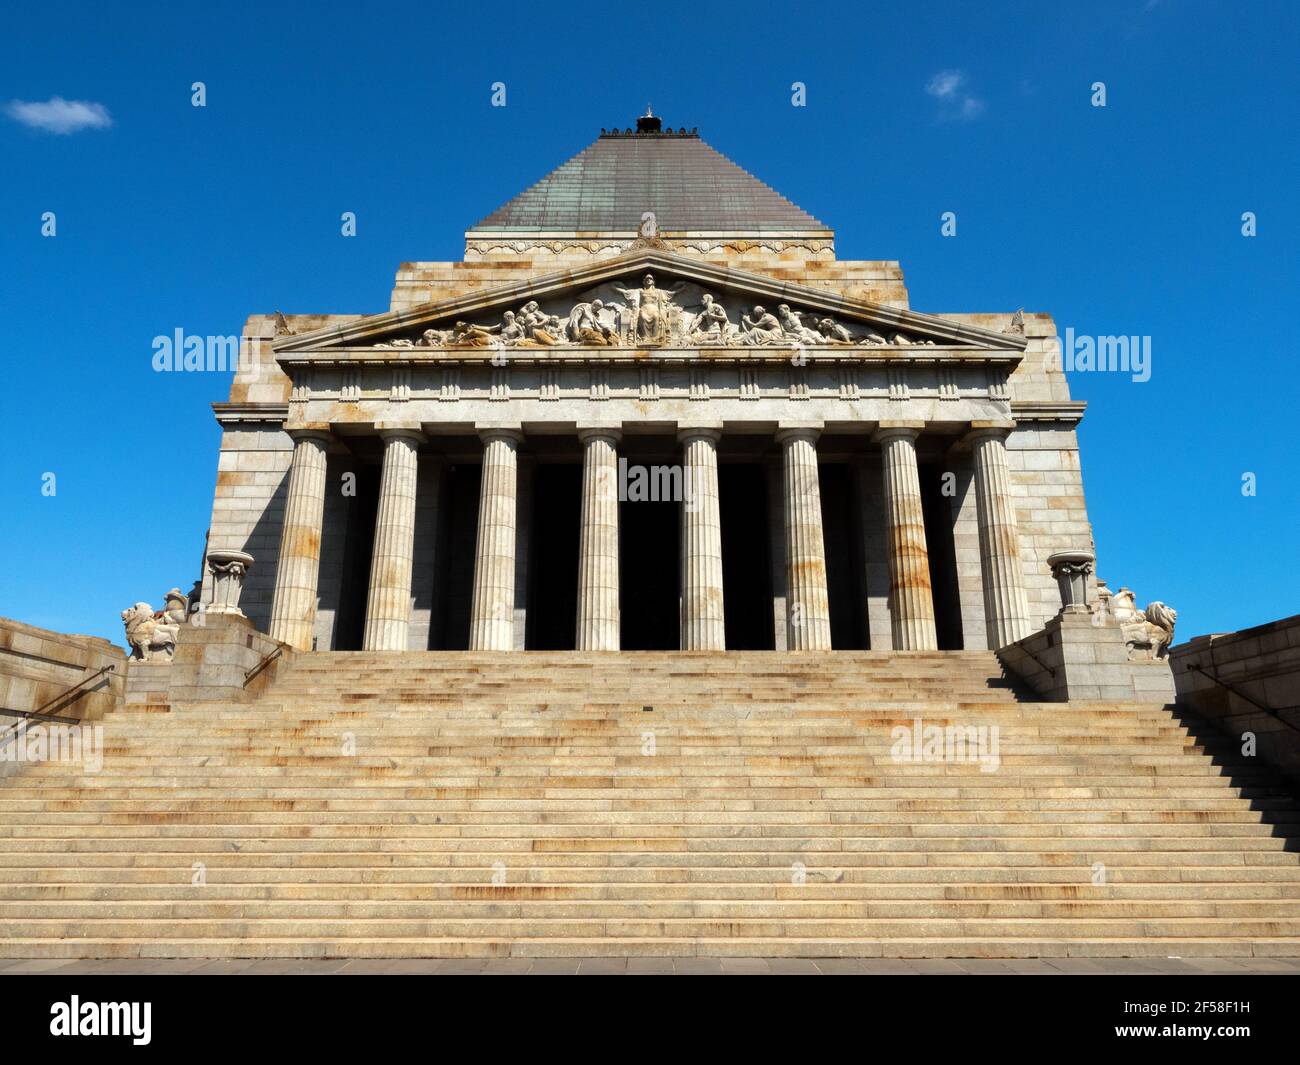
[678,428,725,651]
[361,425,424,652]
[874,422,938,651]
[576,429,621,651]
[777,427,832,650]
[469,429,522,651]
[269,427,331,651]
[966,422,1031,647]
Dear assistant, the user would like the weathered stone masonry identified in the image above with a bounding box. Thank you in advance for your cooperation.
[200,119,1097,654]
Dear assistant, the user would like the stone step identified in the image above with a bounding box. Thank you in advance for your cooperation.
[5,899,1299,921]
[5,864,1297,885]
[4,916,1300,940]
[2,848,1296,867]
[2,820,1295,839]
[1,935,1293,960]
[8,881,1300,902]
[3,650,1295,958]
[1,809,1287,826]
[0,786,1286,800]
[5,796,1286,811]
[82,728,1218,742]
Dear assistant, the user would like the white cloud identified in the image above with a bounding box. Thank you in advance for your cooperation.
[926,71,964,99]
[925,71,984,121]
[5,97,112,134]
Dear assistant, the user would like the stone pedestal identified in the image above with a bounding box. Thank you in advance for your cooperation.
[206,549,254,617]
[777,427,832,650]
[678,428,725,651]
[469,429,522,651]
[1047,550,1095,615]
[996,610,1174,704]
[997,548,1173,703]
[966,423,1031,647]
[268,427,331,651]
[874,423,937,650]
[124,612,296,707]
[362,426,424,652]
[576,429,621,651]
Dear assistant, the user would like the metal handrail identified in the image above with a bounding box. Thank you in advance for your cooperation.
[243,645,283,687]
[1182,660,1300,732]
[0,707,79,726]
[0,663,115,742]
[1019,644,1056,679]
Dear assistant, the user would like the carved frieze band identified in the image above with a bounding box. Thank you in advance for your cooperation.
[289,361,1002,408]
[639,366,660,401]
[838,365,860,401]
[391,367,411,403]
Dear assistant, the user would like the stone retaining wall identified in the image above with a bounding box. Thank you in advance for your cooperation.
[0,616,124,723]
[1171,615,1300,781]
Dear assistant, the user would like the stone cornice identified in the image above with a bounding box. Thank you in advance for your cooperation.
[212,402,289,425]
[274,346,1023,370]
[463,229,835,240]
[1010,400,1088,424]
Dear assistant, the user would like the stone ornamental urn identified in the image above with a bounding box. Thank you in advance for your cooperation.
[206,550,254,617]
[1046,550,1094,615]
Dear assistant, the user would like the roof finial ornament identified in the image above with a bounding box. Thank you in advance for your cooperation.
[636,107,662,134]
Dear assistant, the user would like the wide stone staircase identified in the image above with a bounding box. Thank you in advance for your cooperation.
[1,651,1298,959]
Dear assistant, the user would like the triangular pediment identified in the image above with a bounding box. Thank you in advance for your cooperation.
[273,248,1026,355]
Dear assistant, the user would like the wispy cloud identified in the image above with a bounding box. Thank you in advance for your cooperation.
[5,97,112,134]
[925,70,984,121]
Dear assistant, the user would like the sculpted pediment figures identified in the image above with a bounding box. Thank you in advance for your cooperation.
[272,249,1028,358]
[373,270,941,352]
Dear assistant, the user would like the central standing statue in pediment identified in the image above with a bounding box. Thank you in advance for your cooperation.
[611,272,685,344]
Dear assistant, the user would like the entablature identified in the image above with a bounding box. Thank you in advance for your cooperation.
[274,344,1024,371]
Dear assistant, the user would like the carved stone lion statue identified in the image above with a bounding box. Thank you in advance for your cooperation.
[1110,587,1177,660]
[121,601,182,662]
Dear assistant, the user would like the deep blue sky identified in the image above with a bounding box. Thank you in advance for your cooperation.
[2,0,1296,644]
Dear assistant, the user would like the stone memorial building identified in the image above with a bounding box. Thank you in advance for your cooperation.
[205,111,1089,661]
[8,113,1300,964]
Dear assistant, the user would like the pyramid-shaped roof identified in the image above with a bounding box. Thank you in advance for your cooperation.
[469,116,829,236]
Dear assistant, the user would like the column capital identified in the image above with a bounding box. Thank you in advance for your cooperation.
[283,422,333,445]
[577,426,622,445]
[478,427,524,446]
[775,425,822,447]
[872,420,925,445]
[376,422,425,445]
[962,418,1016,446]
[676,426,722,445]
